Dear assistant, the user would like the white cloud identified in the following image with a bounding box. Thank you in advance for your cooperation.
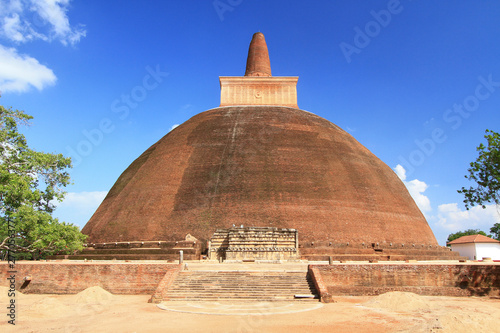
[2,13,25,42]
[169,124,180,132]
[0,0,86,45]
[30,0,86,45]
[0,0,85,94]
[394,164,406,180]
[0,44,56,93]
[0,0,23,14]
[394,164,431,213]
[394,164,500,245]
[59,191,107,209]
[54,191,107,228]
[405,179,431,213]
[435,203,500,232]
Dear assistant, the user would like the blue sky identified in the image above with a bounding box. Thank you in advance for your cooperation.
[1,0,499,245]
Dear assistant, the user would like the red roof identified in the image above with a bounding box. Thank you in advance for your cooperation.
[448,234,500,245]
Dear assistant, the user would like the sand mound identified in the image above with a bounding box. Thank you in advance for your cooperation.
[436,311,498,333]
[25,297,71,318]
[365,291,431,312]
[74,286,114,304]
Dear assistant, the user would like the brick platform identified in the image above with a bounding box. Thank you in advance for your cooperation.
[3,262,498,302]
[309,263,500,302]
[300,241,466,261]
[49,240,203,261]
[0,262,178,294]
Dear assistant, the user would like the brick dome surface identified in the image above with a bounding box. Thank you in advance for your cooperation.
[82,106,438,246]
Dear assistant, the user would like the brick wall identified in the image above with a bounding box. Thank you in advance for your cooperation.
[310,263,500,302]
[0,262,179,295]
[149,264,182,303]
[4,262,499,299]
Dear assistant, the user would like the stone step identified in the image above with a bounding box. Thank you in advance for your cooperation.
[166,291,314,296]
[172,280,311,283]
[172,282,314,286]
[160,270,318,302]
[169,287,314,291]
[166,296,318,300]
[163,295,318,301]
[165,294,316,299]
[176,271,307,275]
[172,282,312,286]
[174,277,309,280]
[172,285,314,290]
[174,275,306,283]
[168,286,311,289]
[174,282,310,285]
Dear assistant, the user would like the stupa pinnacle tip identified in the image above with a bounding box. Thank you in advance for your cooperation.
[244,32,272,77]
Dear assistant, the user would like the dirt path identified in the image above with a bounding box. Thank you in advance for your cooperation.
[1,288,499,332]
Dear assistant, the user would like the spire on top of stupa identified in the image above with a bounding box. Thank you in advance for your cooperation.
[244,32,272,77]
[219,32,298,108]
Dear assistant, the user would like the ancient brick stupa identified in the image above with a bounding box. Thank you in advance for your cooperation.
[81,33,459,261]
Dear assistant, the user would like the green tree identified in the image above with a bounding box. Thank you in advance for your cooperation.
[446,229,487,245]
[490,223,500,241]
[0,104,86,260]
[458,129,500,209]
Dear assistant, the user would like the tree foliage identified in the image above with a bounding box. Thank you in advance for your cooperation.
[447,229,487,244]
[458,129,500,210]
[0,104,86,259]
[490,223,500,241]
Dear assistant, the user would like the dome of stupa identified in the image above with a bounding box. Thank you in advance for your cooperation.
[82,32,438,247]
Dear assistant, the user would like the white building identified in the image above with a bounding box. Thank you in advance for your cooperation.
[448,234,500,261]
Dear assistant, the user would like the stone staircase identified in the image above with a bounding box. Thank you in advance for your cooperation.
[163,271,318,301]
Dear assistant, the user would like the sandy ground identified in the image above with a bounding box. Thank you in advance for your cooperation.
[1,287,500,333]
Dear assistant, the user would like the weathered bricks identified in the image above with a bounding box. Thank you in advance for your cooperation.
[309,263,500,301]
[0,262,179,295]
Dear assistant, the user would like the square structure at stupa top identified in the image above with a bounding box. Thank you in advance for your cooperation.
[219,32,298,108]
[219,76,298,108]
